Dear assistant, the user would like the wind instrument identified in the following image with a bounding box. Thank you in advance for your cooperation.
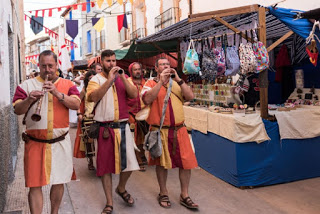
[31,74,48,121]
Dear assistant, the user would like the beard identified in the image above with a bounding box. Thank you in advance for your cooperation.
[133,73,141,79]
[102,64,112,73]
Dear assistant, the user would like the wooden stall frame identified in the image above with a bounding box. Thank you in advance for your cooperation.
[188,5,290,119]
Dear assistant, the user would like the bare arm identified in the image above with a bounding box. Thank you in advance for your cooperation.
[14,90,44,115]
[171,69,194,101]
[143,68,171,105]
[87,76,113,103]
[43,81,80,110]
[119,74,138,99]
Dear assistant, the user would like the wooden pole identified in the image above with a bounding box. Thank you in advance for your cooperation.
[189,0,192,16]
[267,30,293,52]
[214,16,253,43]
[177,39,183,76]
[258,7,268,119]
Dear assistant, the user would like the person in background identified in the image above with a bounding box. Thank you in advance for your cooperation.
[87,50,139,214]
[12,50,80,214]
[74,70,97,170]
[91,63,103,74]
[141,57,199,210]
[127,62,148,171]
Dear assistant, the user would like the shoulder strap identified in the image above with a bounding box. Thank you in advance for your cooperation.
[159,78,173,129]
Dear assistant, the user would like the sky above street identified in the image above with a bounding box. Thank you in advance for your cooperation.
[24,0,74,39]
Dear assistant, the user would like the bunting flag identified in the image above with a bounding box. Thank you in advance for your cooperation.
[117,0,123,5]
[117,14,127,32]
[30,16,43,35]
[107,0,112,6]
[97,0,104,8]
[93,17,105,33]
[58,25,72,76]
[129,0,133,4]
[81,3,87,11]
[24,14,78,48]
[66,20,78,39]
[92,18,100,26]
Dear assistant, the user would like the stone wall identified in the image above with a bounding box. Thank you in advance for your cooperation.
[0,105,20,212]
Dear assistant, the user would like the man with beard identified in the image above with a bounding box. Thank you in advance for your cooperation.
[13,50,81,214]
[127,62,148,171]
[141,57,199,210]
[87,50,139,214]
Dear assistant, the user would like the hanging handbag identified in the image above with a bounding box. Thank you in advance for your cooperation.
[143,78,173,159]
[183,39,200,75]
[252,30,270,72]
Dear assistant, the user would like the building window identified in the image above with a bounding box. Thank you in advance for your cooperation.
[87,30,91,53]
[86,0,91,13]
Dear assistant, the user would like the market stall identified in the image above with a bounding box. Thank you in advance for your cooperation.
[137,5,320,187]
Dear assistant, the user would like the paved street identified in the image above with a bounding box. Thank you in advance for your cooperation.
[4,126,320,214]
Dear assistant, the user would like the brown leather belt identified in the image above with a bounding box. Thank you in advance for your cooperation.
[22,131,69,144]
[151,124,185,155]
[98,121,128,129]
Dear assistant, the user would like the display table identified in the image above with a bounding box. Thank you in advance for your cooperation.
[186,106,320,187]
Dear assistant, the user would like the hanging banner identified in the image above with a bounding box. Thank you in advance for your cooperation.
[117,14,127,32]
[93,17,105,33]
[66,20,78,39]
[58,25,72,76]
[92,17,100,26]
[30,16,43,35]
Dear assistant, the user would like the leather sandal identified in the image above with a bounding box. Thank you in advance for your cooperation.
[115,188,134,206]
[180,195,199,210]
[157,194,171,208]
[101,205,113,214]
[139,164,146,172]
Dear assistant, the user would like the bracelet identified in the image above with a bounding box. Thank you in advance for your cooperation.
[177,79,185,86]
[58,93,65,102]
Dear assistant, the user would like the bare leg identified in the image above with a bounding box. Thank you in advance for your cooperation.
[28,187,43,214]
[101,173,113,207]
[179,169,198,209]
[156,165,168,195]
[156,165,171,207]
[179,169,191,198]
[50,184,64,214]
[116,171,134,204]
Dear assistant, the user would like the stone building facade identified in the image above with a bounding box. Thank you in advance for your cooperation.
[0,0,25,212]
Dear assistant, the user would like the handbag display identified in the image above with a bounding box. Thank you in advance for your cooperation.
[144,78,173,159]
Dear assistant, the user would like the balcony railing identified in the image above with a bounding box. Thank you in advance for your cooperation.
[155,7,178,32]
[131,28,145,40]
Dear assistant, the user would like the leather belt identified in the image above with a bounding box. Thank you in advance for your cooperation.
[98,121,128,129]
[151,124,185,155]
[22,131,69,144]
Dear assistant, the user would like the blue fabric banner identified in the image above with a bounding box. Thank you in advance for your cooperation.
[30,16,43,35]
[66,20,78,40]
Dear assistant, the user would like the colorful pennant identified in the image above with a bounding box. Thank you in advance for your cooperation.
[97,0,104,8]
[93,17,105,33]
[117,14,128,32]
[117,0,123,5]
[66,20,79,39]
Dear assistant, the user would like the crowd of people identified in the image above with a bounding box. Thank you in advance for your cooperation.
[13,49,199,214]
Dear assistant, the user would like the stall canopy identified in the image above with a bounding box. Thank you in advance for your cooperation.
[72,59,88,70]
[137,5,315,64]
[88,40,178,68]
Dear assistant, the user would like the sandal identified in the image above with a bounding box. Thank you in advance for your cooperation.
[139,164,146,172]
[88,159,95,170]
[101,205,113,214]
[115,188,134,206]
[157,194,171,208]
[180,195,199,210]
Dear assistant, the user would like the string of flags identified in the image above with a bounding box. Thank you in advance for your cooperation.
[24,14,78,48]
[26,0,134,16]
[25,54,40,65]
